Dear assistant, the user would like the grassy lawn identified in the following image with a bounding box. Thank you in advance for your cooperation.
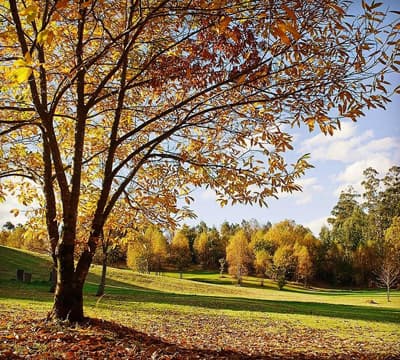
[0,245,399,359]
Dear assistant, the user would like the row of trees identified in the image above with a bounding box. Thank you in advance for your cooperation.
[123,166,400,292]
[226,221,319,288]
[123,218,318,289]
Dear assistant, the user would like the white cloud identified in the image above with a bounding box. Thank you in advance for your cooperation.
[300,121,399,165]
[367,137,400,153]
[301,122,358,149]
[334,155,396,196]
[299,119,400,198]
[279,177,323,205]
[302,130,376,163]
[200,188,217,200]
[304,216,329,236]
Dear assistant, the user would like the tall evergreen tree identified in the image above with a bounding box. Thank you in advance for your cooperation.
[380,166,400,231]
[362,167,383,244]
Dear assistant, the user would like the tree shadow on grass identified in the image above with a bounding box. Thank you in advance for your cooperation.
[1,276,399,324]
[187,275,391,297]
[99,289,400,324]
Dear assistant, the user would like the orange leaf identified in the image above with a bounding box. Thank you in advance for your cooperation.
[56,0,69,9]
[282,5,296,21]
[217,16,231,34]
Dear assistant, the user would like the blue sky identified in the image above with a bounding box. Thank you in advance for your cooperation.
[185,92,400,234]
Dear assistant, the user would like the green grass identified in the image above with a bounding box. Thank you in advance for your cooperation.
[0,245,399,357]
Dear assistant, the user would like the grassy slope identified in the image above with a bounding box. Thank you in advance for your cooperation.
[0,245,399,358]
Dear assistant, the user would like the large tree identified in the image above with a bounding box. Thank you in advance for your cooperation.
[0,0,398,321]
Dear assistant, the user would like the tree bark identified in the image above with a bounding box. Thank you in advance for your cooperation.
[50,279,84,322]
[48,231,99,322]
[49,243,84,322]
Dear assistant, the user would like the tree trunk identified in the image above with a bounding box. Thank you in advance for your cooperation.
[48,239,85,322]
[48,232,99,322]
[237,266,242,286]
[96,252,108,297]
[387,284,391,302]
[50,279,84,322]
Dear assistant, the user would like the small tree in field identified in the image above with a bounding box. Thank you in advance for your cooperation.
[170,231,191,279]
[194,232,210,267]
[376,217,400,301]
[226,230,252,285]
[376,260,400,302]
[1,0,398,321]
[147,225,168,276]
[194,228,224,268]
[254,250,273,287]
[272,245,295,290]
[277,270,287,291]
[126,234,152,274]
[295,245,314,287]
[219,258,226,278]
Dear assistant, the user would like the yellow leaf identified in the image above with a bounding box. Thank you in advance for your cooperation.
[211,0,225,10]
[24,52,32,63]
[236,74,247,84]
[37,29,54,46]
[14,66,32,83]
[14,59,27,67]
[274,23,292,46]
[305,117,315,132]
[11,54,33,83]
[285,22,301,41]
[20,4,38,22]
